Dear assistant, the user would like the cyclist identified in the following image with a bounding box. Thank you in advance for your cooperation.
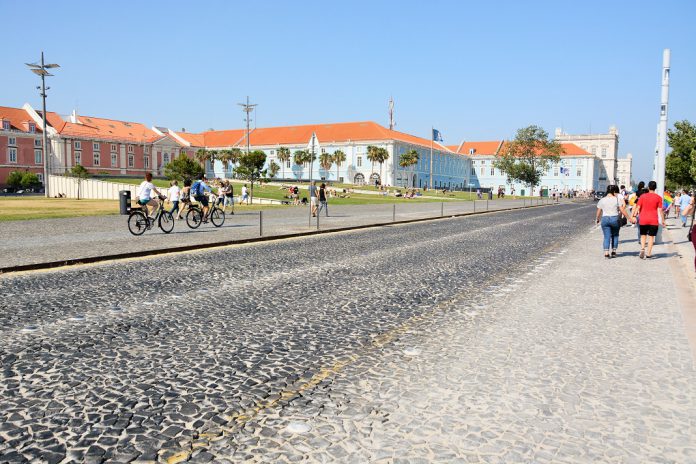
[136,172,164,220]
[191,174,212,221]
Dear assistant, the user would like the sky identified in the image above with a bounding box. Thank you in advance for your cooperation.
[1,0,694,182]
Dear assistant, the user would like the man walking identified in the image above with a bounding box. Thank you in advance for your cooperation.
[631,181,665,259]
[678,189,692,227]
[309,181,318,217]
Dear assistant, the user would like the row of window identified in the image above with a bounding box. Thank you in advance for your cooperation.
[473,166,584,177]
[5,137,42,147]
[6,148,42,164]
[72,152,173,168]
[2,121,37,132]
[73,141,147,154]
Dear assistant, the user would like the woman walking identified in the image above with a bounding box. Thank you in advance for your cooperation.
[595,185,631,258]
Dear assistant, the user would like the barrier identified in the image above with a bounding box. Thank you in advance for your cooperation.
[48,175,169,200]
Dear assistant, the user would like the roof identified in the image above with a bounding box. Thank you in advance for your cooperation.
[0,106,41,133]
[199,121,455,153]
[448,140,591,157]
[173,131,205,147]
[47,113,162,144]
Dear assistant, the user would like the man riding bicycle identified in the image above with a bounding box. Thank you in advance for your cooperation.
[136,172,164,219]
[191,174,212,221]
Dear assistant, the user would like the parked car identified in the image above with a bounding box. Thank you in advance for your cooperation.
[593,191,606,201]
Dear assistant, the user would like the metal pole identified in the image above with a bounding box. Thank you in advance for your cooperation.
[429,128,433,190]
[486,199,488,211]
[656,49,671,196]
[473,200,476,213]
[316,211,319,230]
[41,53,49,198]
[309,135,315,227]
[393,203,396,222]
[441,202,444,217]
[259,210,263,236]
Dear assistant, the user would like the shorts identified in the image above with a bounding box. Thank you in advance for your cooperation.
[138,199,151,206]
[639,224,659,236]
[310,196,317,206]
[194,195,209,207]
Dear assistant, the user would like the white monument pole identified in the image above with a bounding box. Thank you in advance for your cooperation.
[655,49,670,195]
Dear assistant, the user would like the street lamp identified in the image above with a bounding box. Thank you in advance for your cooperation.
[26,52,59,198]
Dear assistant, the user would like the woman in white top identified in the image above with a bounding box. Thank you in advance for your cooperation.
[595,185,632,258]
[168,180,181,218]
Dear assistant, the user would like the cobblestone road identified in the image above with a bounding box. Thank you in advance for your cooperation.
[2,203,694,463]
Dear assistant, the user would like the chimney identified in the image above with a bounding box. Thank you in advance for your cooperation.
[70,109,78,124]
[181,128,186,132]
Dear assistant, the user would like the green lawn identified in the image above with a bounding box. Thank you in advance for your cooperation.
[0,197,120,221]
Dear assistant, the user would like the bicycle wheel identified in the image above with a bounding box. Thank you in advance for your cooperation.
[159,211,175,234]
[210,207,225,227]
[127,212,148,236]
[186,208,203,229]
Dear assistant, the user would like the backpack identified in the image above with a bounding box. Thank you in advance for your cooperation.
[191,181,203,196]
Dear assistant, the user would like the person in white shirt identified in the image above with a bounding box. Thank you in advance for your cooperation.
[168,180,181,218]
[241,184,249,205]
[136,172,163,218]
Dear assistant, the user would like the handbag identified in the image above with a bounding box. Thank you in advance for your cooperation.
[688,214,695,242]
[616,197,627,227]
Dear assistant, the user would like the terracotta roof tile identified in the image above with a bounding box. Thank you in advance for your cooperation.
[0,106,41,133]
[49,113,160,143]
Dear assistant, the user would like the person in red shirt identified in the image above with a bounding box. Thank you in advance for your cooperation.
[630,180,665,259]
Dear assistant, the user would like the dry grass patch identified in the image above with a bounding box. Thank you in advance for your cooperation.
[0,197,120,221]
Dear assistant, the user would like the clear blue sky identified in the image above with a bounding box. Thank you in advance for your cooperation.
[2,0,694,181]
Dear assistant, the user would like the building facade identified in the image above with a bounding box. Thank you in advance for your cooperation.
[616,153,633,188]
[448,141,595,196]
[0,106,44,187]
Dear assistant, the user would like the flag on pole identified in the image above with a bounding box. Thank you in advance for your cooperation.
[432,128,443,142]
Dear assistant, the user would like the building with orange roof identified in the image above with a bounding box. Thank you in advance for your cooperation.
[447,139,598,196]
[0,106,44,189]
[180,121,471,189]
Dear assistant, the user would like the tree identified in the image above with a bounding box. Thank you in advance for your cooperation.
[319,152,333,174]
[218,148,243,177]
[666,120,696,189]
[164,153,204,181]
[20,172,40,189]
[493,125,562,194]
[69,164,90,200]
[235,150,268,203]
[277,147,291,180]
[399,149,419,187]
[366,146,389,185]
[333,149,346,184]
[293,150,315,179]
[195,149,217,174]
[268,160,280,179]
[6,171,23,189]
[366,145,380,179]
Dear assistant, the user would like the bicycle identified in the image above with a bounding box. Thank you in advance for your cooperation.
[127,196,175,236]
[186,193,225,229]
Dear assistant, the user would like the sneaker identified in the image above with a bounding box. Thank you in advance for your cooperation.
[611,251,617,257]
[639,249,645,259]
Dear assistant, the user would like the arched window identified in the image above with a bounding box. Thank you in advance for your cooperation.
[354,173,365,185]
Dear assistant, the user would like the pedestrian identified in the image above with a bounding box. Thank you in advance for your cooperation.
[674,191,681,218]
[678,189,692,227]
[168,180,181,218]
[293,185,300,206]
[630,180,665,259]
[633,181,646,240]
[317,182,329,217]
[595,185,631,259]
[476,188,482,200]
[224,181,234,214]
[241,184,249,205]
[309,181,318,216]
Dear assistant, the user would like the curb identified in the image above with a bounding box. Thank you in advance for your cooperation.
[0,202,562,275]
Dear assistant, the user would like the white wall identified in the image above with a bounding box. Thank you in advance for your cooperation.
[48,175,170,200]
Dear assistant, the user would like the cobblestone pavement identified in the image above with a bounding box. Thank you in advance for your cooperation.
[2,203,693,463]
[0,198,553,268]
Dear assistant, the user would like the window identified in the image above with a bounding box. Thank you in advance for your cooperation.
[28,123,36,133]
[75,151,82,165]
[144,156,149,168]
[128,145,134,153]
[8,137,16,146]
[2,120,10,130]
[93,142,100,151]
[144,146,149,154]
[490,168,495,176]
[286,160,291,168]
[357,156,363,167]
[591,147,597,155]
[74,141,81,150]
[471,167,476,176]
[576,167,582,177]
[270,150,275,155]
[37,173,43,183]
[34,150,42,164]
[356,146,363,153]
[163,153,170,165]
[321,148,326,154]
[111,144,117,152]
[480,167,485,175]
[111,153,118,167]
[601,147,607,158]
[34,139,42,147]
[93,152,100,166]
[553,167,559,176]
[8,148,17,163]
[180,149,186,155]
[128,154,134,168]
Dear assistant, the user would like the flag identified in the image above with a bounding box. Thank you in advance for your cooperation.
[663,192,673,210]
[432,128,443,142]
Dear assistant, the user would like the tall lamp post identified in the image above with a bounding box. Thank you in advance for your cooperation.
[26,52,60,198]
[238,96,257,201]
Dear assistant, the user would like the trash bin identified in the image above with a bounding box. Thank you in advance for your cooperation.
[488,191,493,200]
[119,190,131,215]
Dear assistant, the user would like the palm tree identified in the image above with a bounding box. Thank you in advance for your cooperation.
[366,145,380,183]
[319,152,333,174]
[377,147,389,186]
[277,147,291,180]
[333,149,346,184]
[228,148,242,177]
[218,150,232,177]
[195,148,210,170]
[293,150,315,180]
[399,149,419,187]
[268,160,280,178]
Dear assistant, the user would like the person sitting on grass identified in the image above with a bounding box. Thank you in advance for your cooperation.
[136,172,164,220]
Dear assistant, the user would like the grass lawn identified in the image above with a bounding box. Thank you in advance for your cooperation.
[0,197,121,221]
